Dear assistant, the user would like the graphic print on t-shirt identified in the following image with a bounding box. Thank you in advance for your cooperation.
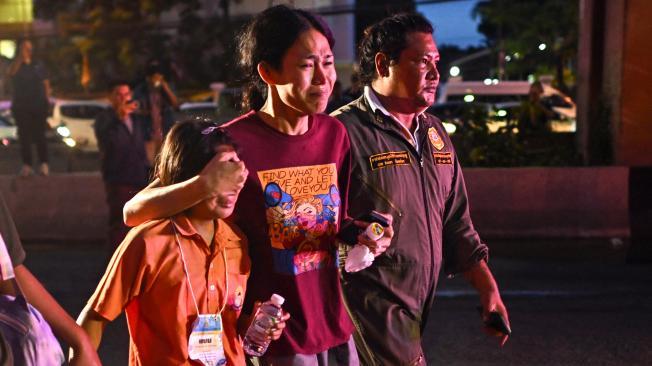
[258,163,340,275]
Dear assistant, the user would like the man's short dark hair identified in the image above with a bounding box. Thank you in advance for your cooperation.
[108,80,130,92]
[145,59,163,76]
[358,13,434,85]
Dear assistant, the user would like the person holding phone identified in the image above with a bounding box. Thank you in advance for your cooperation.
[132,59,179,165]
[94,81,149,249]
[331,13,510,365]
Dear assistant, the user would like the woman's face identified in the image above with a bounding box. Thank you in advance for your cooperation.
[269,28,336,116]
[296,202,318,229]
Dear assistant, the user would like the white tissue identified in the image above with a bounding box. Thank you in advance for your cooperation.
[344,244,375,272]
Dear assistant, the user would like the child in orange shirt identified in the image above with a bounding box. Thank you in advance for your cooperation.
[76,119,287,365]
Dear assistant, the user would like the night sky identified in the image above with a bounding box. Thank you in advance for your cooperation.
[417,0,484,48]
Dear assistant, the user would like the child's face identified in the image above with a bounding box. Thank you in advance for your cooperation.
[193,145,243,219]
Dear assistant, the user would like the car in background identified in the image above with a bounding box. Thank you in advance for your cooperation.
[176,87,242,125]
[434,80,576,133]
[1,100,69,147]
[177,102,218,120]
[0,110,17,146]
[47,99,110,151]
[428,101,502,134]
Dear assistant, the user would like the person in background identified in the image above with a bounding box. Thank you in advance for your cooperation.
[326,80,351,113]
[77,120,283,365]
[0,192,101,365]
[123,5,394,365]
[342,71,363,102]
[132,59,179,166]
[7,39,51,177]
[331,13,510,365]
[94,82,149,249]
[518,80,556,133]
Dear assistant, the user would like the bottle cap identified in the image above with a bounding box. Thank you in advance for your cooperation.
[270,294,285,306]
[365,222,384,241]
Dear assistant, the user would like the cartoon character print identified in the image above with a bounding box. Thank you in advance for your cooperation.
[258,164,340,275]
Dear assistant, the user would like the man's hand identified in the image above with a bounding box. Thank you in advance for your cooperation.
[479,296,510,347]
[463,260,511,347]
[199,150,248,198]
[354,212,394,257]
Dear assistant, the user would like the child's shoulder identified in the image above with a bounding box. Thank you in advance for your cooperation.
[124,218,175,246]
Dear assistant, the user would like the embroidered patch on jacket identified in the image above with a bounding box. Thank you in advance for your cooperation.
[428,127,445,151]
[433,152,453,165]
[369,151,411,170]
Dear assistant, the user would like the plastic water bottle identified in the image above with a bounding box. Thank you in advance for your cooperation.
[344,223,384,272]
[243,294,285,356]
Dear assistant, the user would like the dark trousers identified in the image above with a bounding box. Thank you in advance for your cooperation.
[14,110,49,166]
[104,183,140,249]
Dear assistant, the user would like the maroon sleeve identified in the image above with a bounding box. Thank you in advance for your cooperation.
[441,155,489,276]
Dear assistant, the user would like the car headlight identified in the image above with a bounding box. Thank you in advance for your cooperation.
[56,125,71,137]
[63,137,76,147]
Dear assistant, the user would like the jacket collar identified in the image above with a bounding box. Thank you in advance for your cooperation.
[170,214,240,243]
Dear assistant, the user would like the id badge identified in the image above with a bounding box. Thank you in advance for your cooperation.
[188,314,226,366]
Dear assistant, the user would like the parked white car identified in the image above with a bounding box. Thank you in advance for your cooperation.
[0,111,17,146]
[47,99,110,151]
[438,80,576,133]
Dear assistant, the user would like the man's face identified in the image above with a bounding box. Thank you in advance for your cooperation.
[111,85,131,107]
[20,41,33,60]
[269,28,336,116]
[148,73,164,88]
[387,32,440,109]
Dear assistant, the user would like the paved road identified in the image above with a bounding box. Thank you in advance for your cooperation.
[21,240,652,365]
[0,143,99,175]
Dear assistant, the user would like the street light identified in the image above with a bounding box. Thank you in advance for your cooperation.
[449,66,460,77]
[538,43,547,51]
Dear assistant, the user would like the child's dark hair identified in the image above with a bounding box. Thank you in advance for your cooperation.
[237,4,335,111]
[155,119,238,186]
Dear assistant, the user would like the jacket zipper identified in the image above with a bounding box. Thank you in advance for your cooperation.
[418,155,435,270]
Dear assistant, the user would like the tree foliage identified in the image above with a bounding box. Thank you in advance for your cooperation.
[34,0,239,94]
[472,0,578,93]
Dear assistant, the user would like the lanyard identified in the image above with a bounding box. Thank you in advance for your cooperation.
[172,220,228,316]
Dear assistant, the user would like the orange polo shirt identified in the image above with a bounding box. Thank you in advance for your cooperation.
[88,215,250,365]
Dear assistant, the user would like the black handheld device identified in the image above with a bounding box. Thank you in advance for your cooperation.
[477,306,511,335]
[337,210,389,245]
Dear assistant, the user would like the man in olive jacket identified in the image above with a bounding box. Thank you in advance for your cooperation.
[332,13,510,365]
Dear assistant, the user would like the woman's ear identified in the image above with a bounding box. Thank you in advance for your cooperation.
[257,62,277,85]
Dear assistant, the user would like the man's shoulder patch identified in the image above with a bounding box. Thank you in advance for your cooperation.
[427,127,445,151]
